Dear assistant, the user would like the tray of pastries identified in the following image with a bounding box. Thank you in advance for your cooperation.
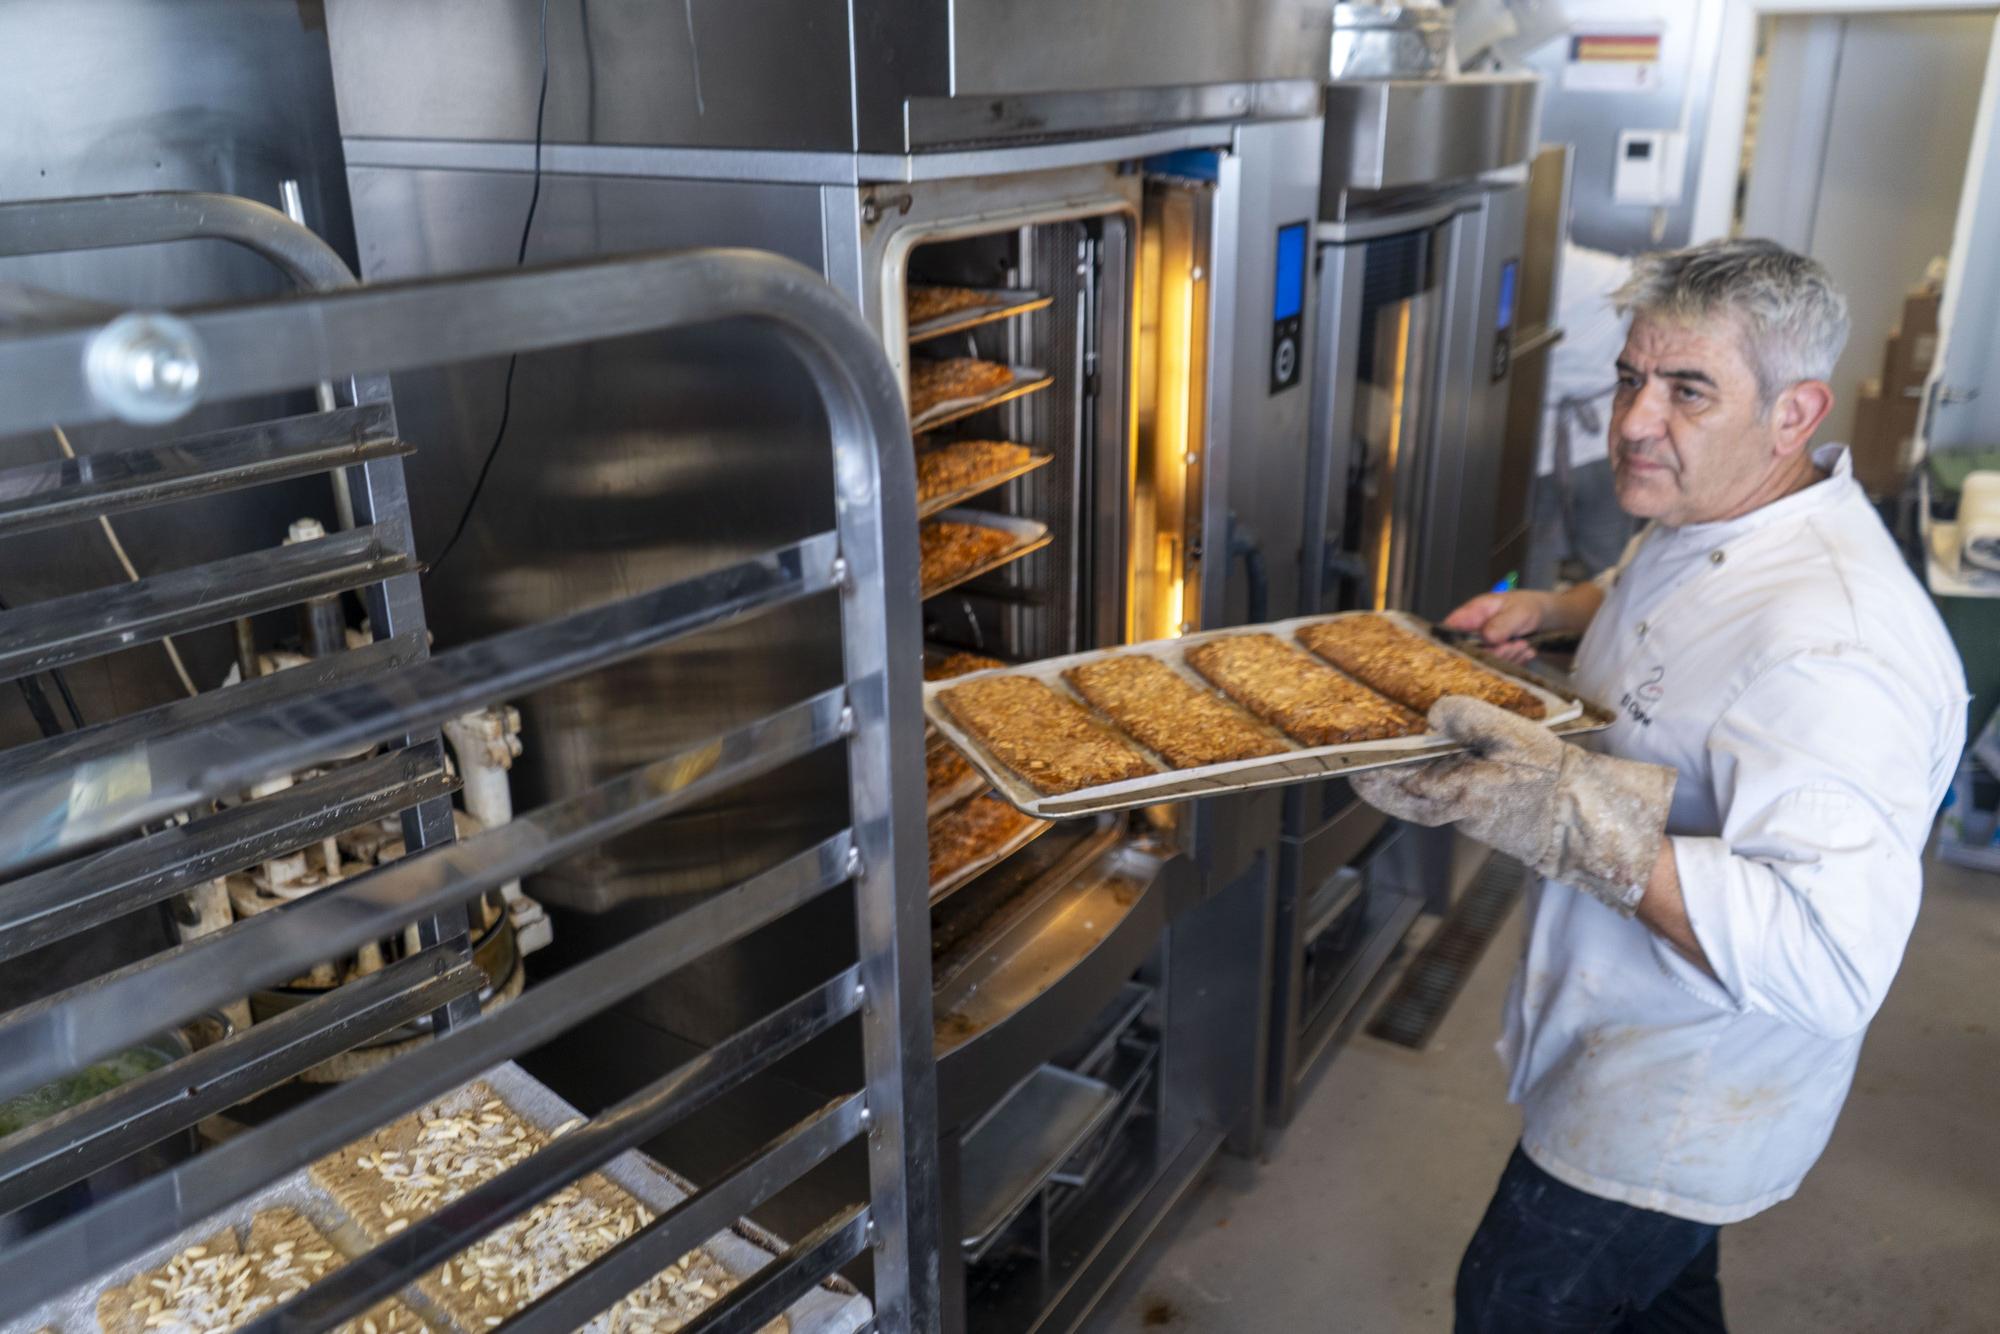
[907,357,1052,435]
[906,285,1053,343]
[927,790,1051,901]
[5,1063,869,1334]
[923,610,1610,819]
[915,439,1053,517]
[919,509,1050,599]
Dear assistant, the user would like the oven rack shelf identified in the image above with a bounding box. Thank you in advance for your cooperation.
[920,509,1052,600]
[906,287,1053,345]
[915,447,1055,519]
[0,196,942,1334]
[909,366,1053,436]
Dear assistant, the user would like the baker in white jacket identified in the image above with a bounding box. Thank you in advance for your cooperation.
[1352,239,1967,1332]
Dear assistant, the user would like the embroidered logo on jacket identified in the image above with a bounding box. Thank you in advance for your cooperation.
[1620,666,1665,727]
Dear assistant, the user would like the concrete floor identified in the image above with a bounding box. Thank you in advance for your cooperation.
[1094,850,2000,1332]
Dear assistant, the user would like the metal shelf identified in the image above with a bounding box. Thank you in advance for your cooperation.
[0,197,940,1333]
[916,449,1054,520]
[920,509,1052,601]
[906,288,1053,345]
[909,366,1053,436]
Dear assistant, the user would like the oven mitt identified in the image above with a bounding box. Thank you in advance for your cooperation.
[1349,696,1676,915]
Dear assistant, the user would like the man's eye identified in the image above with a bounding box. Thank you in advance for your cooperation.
[1618,374,1643,391]
[1673,384,1704,404]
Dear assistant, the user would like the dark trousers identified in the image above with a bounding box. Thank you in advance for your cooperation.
[1456,1146,1726,1333]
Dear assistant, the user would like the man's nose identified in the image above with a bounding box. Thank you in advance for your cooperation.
[1619,381,1671,439]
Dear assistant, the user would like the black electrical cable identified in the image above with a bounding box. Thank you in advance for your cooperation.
[426,0,553,574]
[0,591,85,734]
[15,675,63,739]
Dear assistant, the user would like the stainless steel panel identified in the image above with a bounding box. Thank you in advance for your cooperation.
[1319,76,1543,202]
[905,82,1319,152]
[1524,7,1724,253]
[1445,180,1529,607]
[1492,146,1571,585]
[325,0,860,152]
[327,0,1326,154]
[948,0,1330,96]
[1201,118,1325,631]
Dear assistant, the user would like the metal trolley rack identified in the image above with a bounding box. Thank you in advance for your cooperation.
[0,195,941,1333]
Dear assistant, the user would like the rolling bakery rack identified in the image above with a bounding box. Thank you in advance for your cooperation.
[0,196,942,1333]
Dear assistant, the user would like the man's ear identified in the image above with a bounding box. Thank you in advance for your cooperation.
[1773,379,1834,456]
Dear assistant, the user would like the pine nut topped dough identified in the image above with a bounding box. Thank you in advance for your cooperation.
[918,520,1021,593]
[909,358,1013,418]
[1064,654,1288,768]
[1297,614,1546,719]
[935,674,1160,795]
[916,440,1035,505]
[1184,633,1425,746]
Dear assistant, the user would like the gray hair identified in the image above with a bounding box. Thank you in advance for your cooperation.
[1612,238,1850,411]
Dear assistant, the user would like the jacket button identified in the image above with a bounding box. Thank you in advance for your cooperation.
[1710,550,1726,565]
[1636,621,1649,639]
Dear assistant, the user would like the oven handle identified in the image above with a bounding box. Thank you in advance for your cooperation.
[1226,511,1269,625]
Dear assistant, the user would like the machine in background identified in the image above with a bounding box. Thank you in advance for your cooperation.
[1263,65,1552,1129]
[321,5,1323,1329]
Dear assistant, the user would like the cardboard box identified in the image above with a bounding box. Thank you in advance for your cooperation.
[1850,380,1922,499]
[1882,289,1942,400]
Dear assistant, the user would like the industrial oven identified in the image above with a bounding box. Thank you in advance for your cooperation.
[1264,73,1549,1128]
[320,4,1324,1328]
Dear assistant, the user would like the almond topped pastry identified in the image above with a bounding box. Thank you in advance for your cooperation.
[919,520,1021,593]
[924,650,1006,682]
[1297,614,1546,720]
[1184,633,1425,746]
[927,739,987,817]
[908,285,996,326]
[929,793,1039,889]
[96,1209,430,1334]
[935,674,1160,795]
[916,439,1036,505]
[1064,654,1288,768]
[909,358,1014,419]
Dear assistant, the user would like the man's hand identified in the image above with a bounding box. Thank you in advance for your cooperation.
[1349,697,1677,916]
[1443,583,1608,664]
[1444,592,1551,664]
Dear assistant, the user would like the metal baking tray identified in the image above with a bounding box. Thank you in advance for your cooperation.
[928,795,1054,903]
[957,1064,1119,1258]
[922,610,1611,820]
[916,445,1055,519]
[909,364,1053,435]
[921,508,1052,600]
[0,1062,871,1334]
[906,286,1053,344]
[926,737,989,819]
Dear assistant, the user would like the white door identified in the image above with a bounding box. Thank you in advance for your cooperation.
[1928,18,2000,454]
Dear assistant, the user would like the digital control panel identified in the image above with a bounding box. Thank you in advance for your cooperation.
[1270,220,1307,394]
[1491,258,1519,383]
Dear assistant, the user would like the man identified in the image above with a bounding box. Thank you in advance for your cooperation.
[1529,242,1637,588]
[1352,239,1968,1332]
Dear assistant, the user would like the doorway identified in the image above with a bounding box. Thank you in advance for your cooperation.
[1736,10,1996,446]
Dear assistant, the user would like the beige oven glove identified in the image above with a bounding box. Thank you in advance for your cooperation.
[1348,696,1676,915]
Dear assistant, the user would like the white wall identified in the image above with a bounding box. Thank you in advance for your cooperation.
[1690,0,2000,245]
[1743,12,1993,445]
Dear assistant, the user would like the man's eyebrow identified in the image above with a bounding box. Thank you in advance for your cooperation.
[1615,359,1718,389]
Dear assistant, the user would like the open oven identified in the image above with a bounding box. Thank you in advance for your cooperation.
[332,106,1320,1328]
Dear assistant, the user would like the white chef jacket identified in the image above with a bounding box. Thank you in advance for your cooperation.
[1504,444,1968,1224]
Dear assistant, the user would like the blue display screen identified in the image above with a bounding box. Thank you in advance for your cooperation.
[1273,222,1308,323]
[1497,259,1519,333]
